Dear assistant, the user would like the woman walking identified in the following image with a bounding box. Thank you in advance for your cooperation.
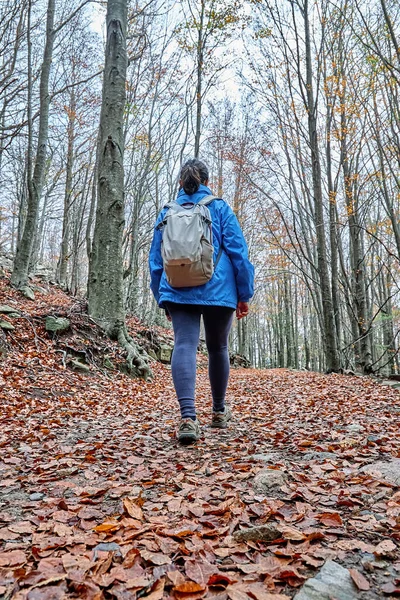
[149,159,254,444]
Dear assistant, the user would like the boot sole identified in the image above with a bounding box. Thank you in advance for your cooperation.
[210,421,229,429]
[178,433,199,444]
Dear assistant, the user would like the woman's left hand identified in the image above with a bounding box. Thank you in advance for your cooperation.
[236,302,249,320]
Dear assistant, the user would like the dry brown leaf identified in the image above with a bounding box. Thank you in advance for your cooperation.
[277,525,307,541]
[123,497,143,521]
[145,578,165,600]
[374,539,397,557]
[93,521,120,533]
[315,512,343,527]
[185,558,218,584]
[0,550,27,567]
[226,584,251,600]
[126,576,152,590]
[8,521,35,534]
[349,568,370,591]
[140,549,171,565]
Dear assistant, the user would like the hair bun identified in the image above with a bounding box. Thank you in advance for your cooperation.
[180,159,209,195]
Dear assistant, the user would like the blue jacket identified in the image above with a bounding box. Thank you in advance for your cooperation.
[149,184,254,310]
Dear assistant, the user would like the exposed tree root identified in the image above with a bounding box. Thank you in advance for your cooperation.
[117,325,152,380]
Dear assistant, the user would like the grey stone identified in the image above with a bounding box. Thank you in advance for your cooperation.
[0,320,14,331]
[45,316,70,333]
[301,451,337,461]
[382,380,400,389]
[148,349,158,361]
[294,560,357,600]
[158,344,172,364]
[29,492,44,501]
[21,286,35,300]
[35,264,53,280]
[233,524,280,543]
[346,423,365,433]
[70,359,90,372]
[360,459,400,486]
[253,469,287,494]
[252,453,283,463]
[0,305,19,314]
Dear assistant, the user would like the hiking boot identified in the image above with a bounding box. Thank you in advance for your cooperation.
[178,418,201,444]
[211,406,232,429]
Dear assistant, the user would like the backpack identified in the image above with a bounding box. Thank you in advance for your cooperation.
[156,195,223,288]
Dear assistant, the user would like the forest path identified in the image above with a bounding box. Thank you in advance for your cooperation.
[1,357,400,598]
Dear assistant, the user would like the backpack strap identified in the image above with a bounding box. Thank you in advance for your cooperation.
[198,195,222,206]
[155,202,175,230]
[198,195,225,267]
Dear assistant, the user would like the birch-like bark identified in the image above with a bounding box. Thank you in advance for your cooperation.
[11,0,55,288]
[87,0,150,378]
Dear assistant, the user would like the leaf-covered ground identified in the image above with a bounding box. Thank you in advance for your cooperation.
[1,278,400,599]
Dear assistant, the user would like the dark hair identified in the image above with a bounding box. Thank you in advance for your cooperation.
[180,159,209,195]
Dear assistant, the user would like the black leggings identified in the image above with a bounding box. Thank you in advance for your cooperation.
[165,303,234,419]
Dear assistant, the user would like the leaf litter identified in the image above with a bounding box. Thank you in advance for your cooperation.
[0,277,399,597]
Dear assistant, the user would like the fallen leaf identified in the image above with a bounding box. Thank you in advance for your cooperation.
[185,559,217,584]
[174,582,206,593]
[0,550,27,566]
[315,512,343,527]
[349,568,370,591]
[140,550,171,565]
[93,521,120,533]
[8,521,35,534]
[374,540,397,557]
[145,578,165,600]
[277,525,306,541]
[123,497,143,521]
[382,582,400,595]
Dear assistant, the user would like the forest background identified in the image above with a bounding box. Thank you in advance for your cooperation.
[1,0,400,377]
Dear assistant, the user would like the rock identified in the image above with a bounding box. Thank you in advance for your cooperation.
[294,560,357,600]
[300,451,337,461]
[70,359,90,373]
[29,492,44,501]
[360,459,400,486]
[148,349,158,361]
[158,344,173,364]
[233,524,281,543]
[253,469,287,494]
[0,305,19,314]
[35,264,53,280]
[346,423,365,433]
[45,316,70,333]
[0,320,14,331]
[21,286,35,300]
[252,453,283,463]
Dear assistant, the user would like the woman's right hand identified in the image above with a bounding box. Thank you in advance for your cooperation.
[236,302,249,320]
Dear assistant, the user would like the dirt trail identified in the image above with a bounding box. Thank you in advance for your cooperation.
[0,279,400,598]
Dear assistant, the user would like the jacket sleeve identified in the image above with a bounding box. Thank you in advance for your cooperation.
[148,211,165,305]
[220,204,254,302]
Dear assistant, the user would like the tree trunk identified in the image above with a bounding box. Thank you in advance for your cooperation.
[11,0,55,288]
[194,0,205,158]
[57,87,76,288]
[303,0,340,372]
[87,0,150,379]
